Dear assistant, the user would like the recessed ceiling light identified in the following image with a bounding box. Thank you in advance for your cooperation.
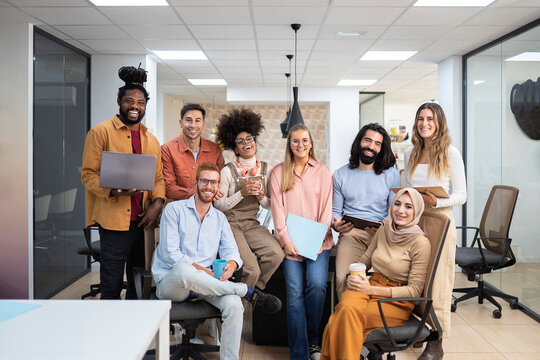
[89,0,168,5]
[188,79,227,86]
[505,52,540,62]
[336,31,366,37]
[338,79,377,86]
[414,0,495,6]
[360,51,417,61]
[153,50,207,60]
[473,80,485,85]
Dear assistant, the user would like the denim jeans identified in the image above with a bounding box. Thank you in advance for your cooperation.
[156,262,247,360]
[283,250,330,360]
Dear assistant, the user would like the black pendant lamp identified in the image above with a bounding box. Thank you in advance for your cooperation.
[280,72,291,137]
[280,54,293,137]
[281,24,305,137]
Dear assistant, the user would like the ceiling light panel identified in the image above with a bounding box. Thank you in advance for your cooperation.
[188,79,227,86]
[89,0,168,5]
[505,52,540,61]
[360,51,417,60]
[414,0,495,6]
[338,79,377,86]
[153,50,207,60]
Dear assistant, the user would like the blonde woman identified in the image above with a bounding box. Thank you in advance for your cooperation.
[270,124,334,360]
[404,102,467,360]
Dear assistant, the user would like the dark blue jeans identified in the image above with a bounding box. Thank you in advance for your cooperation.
[283,250,330,360]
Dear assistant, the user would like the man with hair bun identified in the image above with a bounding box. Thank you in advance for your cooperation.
[161,103,225,200]
[81,65,165,300]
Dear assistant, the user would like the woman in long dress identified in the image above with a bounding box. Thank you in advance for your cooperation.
[404,102,467,360]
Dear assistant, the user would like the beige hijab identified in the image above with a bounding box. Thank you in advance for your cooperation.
[387,188,425,243]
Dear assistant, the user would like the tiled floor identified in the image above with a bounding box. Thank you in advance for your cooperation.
[53,271,540,360]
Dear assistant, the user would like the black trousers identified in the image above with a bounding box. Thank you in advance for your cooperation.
[98,221,145,300]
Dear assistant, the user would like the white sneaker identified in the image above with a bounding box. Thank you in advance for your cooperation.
[309,345,321,360]
[174,324,205,345]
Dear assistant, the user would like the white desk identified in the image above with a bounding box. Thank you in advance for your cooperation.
[0,300,171,360]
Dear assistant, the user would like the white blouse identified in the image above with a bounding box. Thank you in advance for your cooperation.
[404,144,467,209]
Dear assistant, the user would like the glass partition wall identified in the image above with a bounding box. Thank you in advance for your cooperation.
[33,29,90,298]
[464,20,540,318]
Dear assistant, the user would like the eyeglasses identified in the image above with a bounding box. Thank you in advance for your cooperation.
[235,136,255,145]
[290,138,311,146]
[198,178,220,187]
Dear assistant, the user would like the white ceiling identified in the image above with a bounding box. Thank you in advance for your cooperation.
[2,0,540,105]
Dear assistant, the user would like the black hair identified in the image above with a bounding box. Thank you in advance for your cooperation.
[216,107,265,151]
[180,103,206,120]
[349,123,395,174]
[117,65,150,102]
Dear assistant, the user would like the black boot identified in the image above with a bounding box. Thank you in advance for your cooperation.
[418,339,443,360]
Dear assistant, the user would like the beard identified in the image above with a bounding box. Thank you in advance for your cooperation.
[119,106,145,126]
[197,186,217,203]
[359,147,379,165]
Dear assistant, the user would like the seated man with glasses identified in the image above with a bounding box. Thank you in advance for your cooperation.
[214,108,284,292]
[152,162,282,359]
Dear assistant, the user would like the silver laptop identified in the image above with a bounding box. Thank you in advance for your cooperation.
[99,151,157,191]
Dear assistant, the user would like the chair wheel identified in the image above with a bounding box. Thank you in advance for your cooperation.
[451,303,456,312]
[510,300,519,309]
[387,354,396,360]
[493,309,502,318]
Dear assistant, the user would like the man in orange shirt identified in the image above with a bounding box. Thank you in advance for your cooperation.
[161,103,225,200]
[81,66,165,300]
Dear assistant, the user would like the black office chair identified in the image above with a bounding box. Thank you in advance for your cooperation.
[135,228,242,360]
[78,226,128,299]
[363,211,450,360]
[452,185,520,318]
[78,226,101,299]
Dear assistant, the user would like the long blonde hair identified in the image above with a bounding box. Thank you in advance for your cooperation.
[281,124,317,192]
[407,102,451,180]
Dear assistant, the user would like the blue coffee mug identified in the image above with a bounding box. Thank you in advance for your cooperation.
[212,259,228,279]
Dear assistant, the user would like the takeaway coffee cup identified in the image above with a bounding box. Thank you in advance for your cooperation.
[349,263,366,277]
[213,259,228,279]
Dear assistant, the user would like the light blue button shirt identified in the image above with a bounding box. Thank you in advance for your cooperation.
[332,165,401,222]
[152,195,243,283]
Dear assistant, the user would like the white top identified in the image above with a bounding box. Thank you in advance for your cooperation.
[0,299,171,360]
[214,157,271,212]
[404,144,467,209]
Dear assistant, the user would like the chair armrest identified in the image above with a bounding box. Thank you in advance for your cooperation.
[133,267,153,300]
[230,268,243,283]
[376,297,434,349]
[455,226,480,247]
[476,236,514,269]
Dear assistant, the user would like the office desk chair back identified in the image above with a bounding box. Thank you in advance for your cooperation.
[135,228,242,360]
[363,211,450,360]
[453,185,520,318]
[78,226,101,299]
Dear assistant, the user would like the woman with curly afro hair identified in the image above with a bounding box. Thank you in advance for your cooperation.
[213,107,284,291]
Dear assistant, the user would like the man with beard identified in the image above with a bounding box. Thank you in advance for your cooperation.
[161,103,225,200]
[81,65,165,300]
[152,162,281,360]
[332,123,400,298]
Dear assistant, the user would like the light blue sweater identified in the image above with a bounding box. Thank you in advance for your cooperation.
[332,165,401,223]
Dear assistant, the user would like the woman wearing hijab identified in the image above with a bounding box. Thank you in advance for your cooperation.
[405,102,466,360]
[320,188,431,360]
